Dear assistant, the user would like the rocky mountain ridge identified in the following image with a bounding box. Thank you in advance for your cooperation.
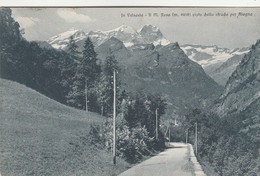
[215,39,260,117]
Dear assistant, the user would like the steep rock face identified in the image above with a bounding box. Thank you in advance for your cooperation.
[216,40,260,116]
[137,25,170,46]
[210,54,245,86]
[35,41,54,49]
[95,37,132,62]
[118,43,222,116]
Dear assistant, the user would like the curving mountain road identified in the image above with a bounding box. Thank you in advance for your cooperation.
[119,143,193,176]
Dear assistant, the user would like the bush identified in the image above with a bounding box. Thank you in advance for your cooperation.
[90,115,155,163]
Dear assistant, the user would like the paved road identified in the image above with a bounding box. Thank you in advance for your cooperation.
[119,143,193,176]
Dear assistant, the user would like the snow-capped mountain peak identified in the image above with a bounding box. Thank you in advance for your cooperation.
[104,25,137,34]
[47,24,171,50]
[137,24,170,46]
[180,44,250,86]
[181,44,249,68]
[139,24,160,33]
[48,28,85,43]
[47,28,86,50]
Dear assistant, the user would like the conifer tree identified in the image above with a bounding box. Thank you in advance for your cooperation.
[95,52,120,116]
[82,37,101,82]
[0,8,23,80]
[66,37,101,112]
[67,36,80,57]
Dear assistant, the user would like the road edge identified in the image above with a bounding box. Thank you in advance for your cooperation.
[188,144,207,176]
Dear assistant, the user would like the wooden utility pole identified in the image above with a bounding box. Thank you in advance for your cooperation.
[113,70,116,165]
[101,105,104,116]
[164,126,169,137]
[195,122,198,156]
[168,122,171,143]
[85,79,88,112]
[186,130,188,144]
[155,108,158,140]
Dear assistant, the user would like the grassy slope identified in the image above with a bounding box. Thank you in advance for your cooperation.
[0,79,128,176]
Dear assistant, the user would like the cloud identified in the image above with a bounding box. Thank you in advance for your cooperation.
[15,17,40,28]
[57,9,94,23]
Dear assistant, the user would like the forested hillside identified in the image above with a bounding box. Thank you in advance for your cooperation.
[180,40,260,176]
[0,8,168,174]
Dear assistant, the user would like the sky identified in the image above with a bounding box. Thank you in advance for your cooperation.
[11,8,260,48]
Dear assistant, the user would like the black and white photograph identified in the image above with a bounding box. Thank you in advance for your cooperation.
[0,6,259,176]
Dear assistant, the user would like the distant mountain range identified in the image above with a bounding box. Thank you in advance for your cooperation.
[72,36,223,116]
[38,25,260,121]
[181,44,249,85]
[47,25,170,50]
[46,25,259,117]
[64,28,221,116]
[46,25,249,86]
[181,44,249,69]
[47,24,260,116]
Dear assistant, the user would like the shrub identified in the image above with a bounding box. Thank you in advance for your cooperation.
[90,115,154,163]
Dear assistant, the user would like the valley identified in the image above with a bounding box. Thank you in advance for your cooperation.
[1,7,259,176]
